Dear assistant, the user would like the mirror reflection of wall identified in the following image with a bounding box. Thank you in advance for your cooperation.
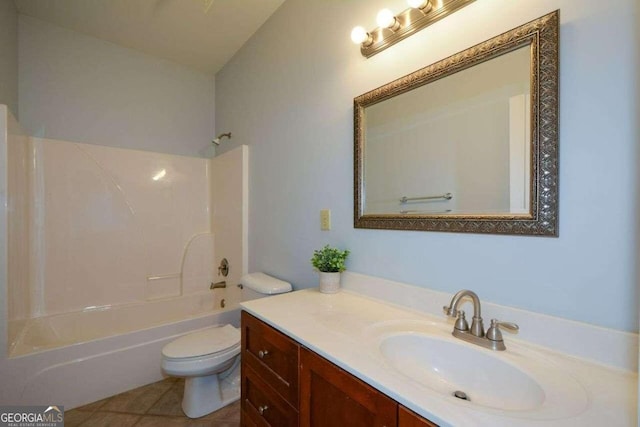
[363,45,531,216]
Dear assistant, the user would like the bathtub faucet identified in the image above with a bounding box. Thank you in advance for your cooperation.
[210,281,226,290]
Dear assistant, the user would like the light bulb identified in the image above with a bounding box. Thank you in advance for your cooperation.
[376,9,396,29]
[407,0,430,9]
[351,26,369,44]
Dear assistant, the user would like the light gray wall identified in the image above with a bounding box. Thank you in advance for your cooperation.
[636,0,640,411]
[215,0,638,332]
[0,0,18,116]
[19,15,215,157]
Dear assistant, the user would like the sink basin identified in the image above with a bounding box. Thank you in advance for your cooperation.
[380,334,543,411]
[378,332,588,419]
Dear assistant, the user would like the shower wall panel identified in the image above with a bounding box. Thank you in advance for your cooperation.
[7,109,30,322]
[32,138,212,316]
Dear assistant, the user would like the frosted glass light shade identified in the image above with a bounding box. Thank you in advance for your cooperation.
[351,26,369,44]
[407,0,430,9]
[376,9,396,28]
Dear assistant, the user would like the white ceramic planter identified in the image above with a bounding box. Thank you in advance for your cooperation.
[319,272,341,294]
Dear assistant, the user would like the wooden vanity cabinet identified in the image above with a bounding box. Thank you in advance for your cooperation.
[241,311,439,427]
[241,311,300,426]
[300,347,397,427]
[399,406,439,427]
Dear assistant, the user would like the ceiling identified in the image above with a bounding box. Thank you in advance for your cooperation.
[14,0,286,75]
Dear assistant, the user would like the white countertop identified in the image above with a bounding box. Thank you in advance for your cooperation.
[241,288,638,427]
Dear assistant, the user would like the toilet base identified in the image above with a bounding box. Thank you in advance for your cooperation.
[181,360,240,418]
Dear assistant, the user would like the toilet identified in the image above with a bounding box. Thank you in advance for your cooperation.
[161,273,292,418]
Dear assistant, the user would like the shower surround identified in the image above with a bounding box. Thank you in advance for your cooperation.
[0,105,248,408]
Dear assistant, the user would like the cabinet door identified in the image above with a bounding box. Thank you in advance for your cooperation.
[398,406,439,427]
[300,347,397,427]
[242,311,300,407]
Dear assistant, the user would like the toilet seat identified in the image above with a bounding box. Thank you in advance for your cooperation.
[161,325,241,378]
[162,344,240,377]
[162,324,240,360]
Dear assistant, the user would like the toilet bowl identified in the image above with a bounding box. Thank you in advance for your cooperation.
[161,324,241,418]
[161,272,292,418]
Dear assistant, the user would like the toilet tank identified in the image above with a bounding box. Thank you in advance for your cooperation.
[240,273,292,301]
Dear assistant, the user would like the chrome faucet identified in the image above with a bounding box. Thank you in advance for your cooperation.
[443,290,519,351]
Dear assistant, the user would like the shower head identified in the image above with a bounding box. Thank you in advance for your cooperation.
[212,132,232,145]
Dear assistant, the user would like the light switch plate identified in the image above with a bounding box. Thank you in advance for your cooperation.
[320,209,331,231]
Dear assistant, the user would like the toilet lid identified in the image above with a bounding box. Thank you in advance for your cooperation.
[162,325,240,359]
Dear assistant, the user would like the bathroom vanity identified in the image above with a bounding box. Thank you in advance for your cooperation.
[239,275,637,427]
[241,311,436,426]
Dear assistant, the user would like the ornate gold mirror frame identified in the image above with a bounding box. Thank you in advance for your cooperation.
[354,11,559,236]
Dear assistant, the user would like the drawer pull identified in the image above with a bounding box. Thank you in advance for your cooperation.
[258,350,269,359]
[258,405,269,415]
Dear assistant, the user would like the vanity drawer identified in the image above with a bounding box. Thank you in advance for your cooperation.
[241,363,299,427]
[241,311,300,406]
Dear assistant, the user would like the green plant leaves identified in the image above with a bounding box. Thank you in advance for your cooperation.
[310,245,350,273]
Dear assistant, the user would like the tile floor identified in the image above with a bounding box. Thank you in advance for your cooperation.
[65,377,240,426]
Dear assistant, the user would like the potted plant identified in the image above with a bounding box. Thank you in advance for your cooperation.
[310,245,350,294]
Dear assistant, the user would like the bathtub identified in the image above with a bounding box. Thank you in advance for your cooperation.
[1,290,240,409]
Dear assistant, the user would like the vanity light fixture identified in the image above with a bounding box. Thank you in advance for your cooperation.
[351,0,476,58]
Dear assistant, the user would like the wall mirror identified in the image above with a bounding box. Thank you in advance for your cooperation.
[354,11,558,236]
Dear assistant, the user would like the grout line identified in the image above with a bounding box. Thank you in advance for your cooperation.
[143,379,183,416]
[76,411,141,427]
[132,414,191,426]
[70,397,110,420]
[75,378,179,425]
[125,415,142,427]
[74,378,242,425]
[90,409,156,416]
[71,399,110,426]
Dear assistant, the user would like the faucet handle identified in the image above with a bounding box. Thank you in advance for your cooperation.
[454,310,469,332]
[486,319,519,342]
[493,319,519,332]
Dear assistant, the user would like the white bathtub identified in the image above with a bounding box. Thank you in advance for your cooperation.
[1,290,240,409]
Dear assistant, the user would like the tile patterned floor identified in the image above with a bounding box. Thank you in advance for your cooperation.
[65,378,240,426]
